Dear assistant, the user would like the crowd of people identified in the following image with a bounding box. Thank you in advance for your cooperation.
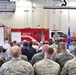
[0,36,76,75]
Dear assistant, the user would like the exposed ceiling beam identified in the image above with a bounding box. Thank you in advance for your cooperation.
[43,6,76,9]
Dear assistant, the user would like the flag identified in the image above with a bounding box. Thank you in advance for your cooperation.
[67,27,71,46]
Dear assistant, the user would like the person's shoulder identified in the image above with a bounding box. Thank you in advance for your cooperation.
[33,59,44,66]
[33,52,43,57]
[56,52,63,57]
[55,52,63,60]
[51,60,60,67]
[64,58,74,67]
[1,60,11,68]
[30,47,36,50]
[5,56,12,62]
[34,59,60,67]
[21,59,32,67]
[21,55,27,58]
[67,58,75,64]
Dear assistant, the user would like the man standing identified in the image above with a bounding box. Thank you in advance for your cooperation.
[61,48,76,75]
[55,42,74,69]
[53,31,60,44]
[21,41,32,61]
[33,47,60,75]
[31,44,49,65]
[0,46,34,75]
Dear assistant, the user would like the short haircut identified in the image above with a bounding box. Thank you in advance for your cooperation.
[60,42,66,49]
[46,47,54,55]
[13,41,17,44]
[2,48,6,53]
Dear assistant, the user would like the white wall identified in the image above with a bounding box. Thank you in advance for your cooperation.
[0,0,48,28]
[0,0,76,35]
[48,1,76,35]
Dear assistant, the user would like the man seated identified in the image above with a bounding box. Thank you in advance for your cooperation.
[0,45,34,75]
[31,44,49,65]
[33,47,60,75]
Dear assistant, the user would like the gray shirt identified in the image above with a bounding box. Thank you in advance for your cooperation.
[31,52,57,65]
[31,52,44,65]
[53,34,60,41]
[0,58,34,75]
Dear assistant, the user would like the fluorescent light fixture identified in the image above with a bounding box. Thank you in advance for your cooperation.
[43,6,76,9]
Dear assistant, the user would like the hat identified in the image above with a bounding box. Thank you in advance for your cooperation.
[23,42,29,46]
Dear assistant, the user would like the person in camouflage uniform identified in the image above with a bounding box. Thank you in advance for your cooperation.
[0,46,34,75]
[33,47,60,75]
[31,44,49,65]
[5,54,28,62]
[61,48,76,75]
[55,42,74,69]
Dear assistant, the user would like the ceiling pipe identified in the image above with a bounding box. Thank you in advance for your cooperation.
[43,6,76,9]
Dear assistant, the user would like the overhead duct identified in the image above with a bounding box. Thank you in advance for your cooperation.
[0,1,16,12]
[43,6,76,9]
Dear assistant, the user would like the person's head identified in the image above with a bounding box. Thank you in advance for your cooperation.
[23,42,29,48]
[11,46,21,58]
[2,45,8,53]
[44,47,54,59]
[32,40,36,45]
[71,41,76,46]
[60,42,67,51]
[55,31,58,35]
[13,40,17,46]
[42,44,49,53]
[2,48,6,53]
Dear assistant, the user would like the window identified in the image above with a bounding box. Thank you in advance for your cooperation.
[51,31,67,38]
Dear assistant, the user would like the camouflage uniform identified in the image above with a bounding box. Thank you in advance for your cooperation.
[33,58,60,75]
[5,55,28,62]
[31,52,57,65]
[0,58,34,75]
[61,58,76,75]
[31,52,44,65]
[55,50,74,69]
